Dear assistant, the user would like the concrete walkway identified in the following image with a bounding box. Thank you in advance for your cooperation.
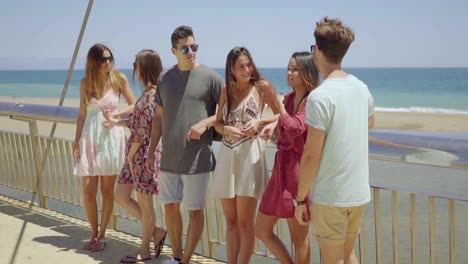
[0,195,224,264]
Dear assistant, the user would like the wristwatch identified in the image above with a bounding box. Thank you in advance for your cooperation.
[293,196,306,207]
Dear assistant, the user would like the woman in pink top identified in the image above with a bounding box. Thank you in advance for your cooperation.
[255,51,319,264]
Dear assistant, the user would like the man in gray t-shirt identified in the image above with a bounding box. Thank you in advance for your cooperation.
[155,64,222,174]
[146,26,224,264]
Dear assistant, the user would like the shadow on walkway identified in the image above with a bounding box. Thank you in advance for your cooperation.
[0,197,223,264]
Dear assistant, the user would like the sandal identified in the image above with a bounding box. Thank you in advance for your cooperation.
[120,254,151,263]
[154,230,167,258]
[82,236,96,250]
[91,237,106,252]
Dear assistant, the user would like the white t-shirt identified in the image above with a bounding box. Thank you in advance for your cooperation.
[305,74,375,207]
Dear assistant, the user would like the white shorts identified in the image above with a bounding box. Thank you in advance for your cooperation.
[158,171,210,211]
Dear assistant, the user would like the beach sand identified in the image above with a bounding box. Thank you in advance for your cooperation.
[374,111,468,132]
[1,96,467,140]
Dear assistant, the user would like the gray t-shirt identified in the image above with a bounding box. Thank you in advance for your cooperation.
[155,64,224,174]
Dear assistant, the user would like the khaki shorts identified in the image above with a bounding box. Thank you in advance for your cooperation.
[310,202,367,245]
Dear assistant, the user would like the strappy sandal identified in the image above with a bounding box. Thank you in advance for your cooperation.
[82,236,96,250]
[91,237,106,252]
[154,230,167,258]
[120,254,151,263]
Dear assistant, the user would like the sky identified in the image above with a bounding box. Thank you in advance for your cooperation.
[1,0,468,70]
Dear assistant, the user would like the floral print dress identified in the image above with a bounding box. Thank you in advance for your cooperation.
[118,88,161,195]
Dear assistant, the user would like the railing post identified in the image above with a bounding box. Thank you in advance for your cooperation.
[392,191,400,264]
[359,226,366,264]
[28,121,48,208]
[201,196,211,257]
[205,197,216,257]
[429,196,436,264]
[449,199,455,264]
[410,193,417,264]
[215,199,225,244]
[374,188,382,264]
[109,212,119,230]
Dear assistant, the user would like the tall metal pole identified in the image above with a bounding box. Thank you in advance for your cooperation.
[30,0,94,207]
[50,0,94,137]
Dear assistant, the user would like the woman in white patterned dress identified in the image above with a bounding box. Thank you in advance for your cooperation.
[73,43,136,252]
[211,47,278,264]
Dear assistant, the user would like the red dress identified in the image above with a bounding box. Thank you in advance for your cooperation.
[258,92,310,218]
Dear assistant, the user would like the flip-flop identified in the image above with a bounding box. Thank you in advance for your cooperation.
[91,238,106,252]
[154,230,167,258]
[120,254,152,263]
[82,236,96,250]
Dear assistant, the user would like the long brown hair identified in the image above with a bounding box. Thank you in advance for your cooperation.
[291,51,319,97]
[133,49,163,92]
[83,43,126,106]
[224,47,262,121]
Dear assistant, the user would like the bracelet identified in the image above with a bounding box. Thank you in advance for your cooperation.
[293,196,306,207]
[296,195,305,201]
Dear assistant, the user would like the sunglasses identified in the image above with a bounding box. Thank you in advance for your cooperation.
[100,55,114,64]
[179,44,199,55]
[310,45,316,55]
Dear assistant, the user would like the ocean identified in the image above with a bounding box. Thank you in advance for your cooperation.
[0,68,467,114]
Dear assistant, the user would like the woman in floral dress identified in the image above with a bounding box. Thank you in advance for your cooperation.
[107,49,166,263]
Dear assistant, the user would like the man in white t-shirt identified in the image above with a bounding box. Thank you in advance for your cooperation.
[294,17,375,264]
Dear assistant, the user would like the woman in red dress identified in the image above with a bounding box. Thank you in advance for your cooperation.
[255,51,319,264]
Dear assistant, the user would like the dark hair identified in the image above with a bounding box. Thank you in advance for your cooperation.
[171,25,194,48]
[224,47,262,121]
[314,17,355,64]
[133,49,163,91]
[291,51,319,94]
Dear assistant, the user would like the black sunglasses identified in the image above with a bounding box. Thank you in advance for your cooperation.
[310,45,316,55]
[179,44,199,55]
[100,55,114,64]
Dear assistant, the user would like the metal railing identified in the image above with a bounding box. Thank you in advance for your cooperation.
[1,101,467,263]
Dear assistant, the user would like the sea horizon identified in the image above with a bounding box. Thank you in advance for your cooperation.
[1,67,468,114]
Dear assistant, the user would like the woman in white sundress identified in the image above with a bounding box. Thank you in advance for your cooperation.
[211,47,278,264]
[73,43,136,252]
